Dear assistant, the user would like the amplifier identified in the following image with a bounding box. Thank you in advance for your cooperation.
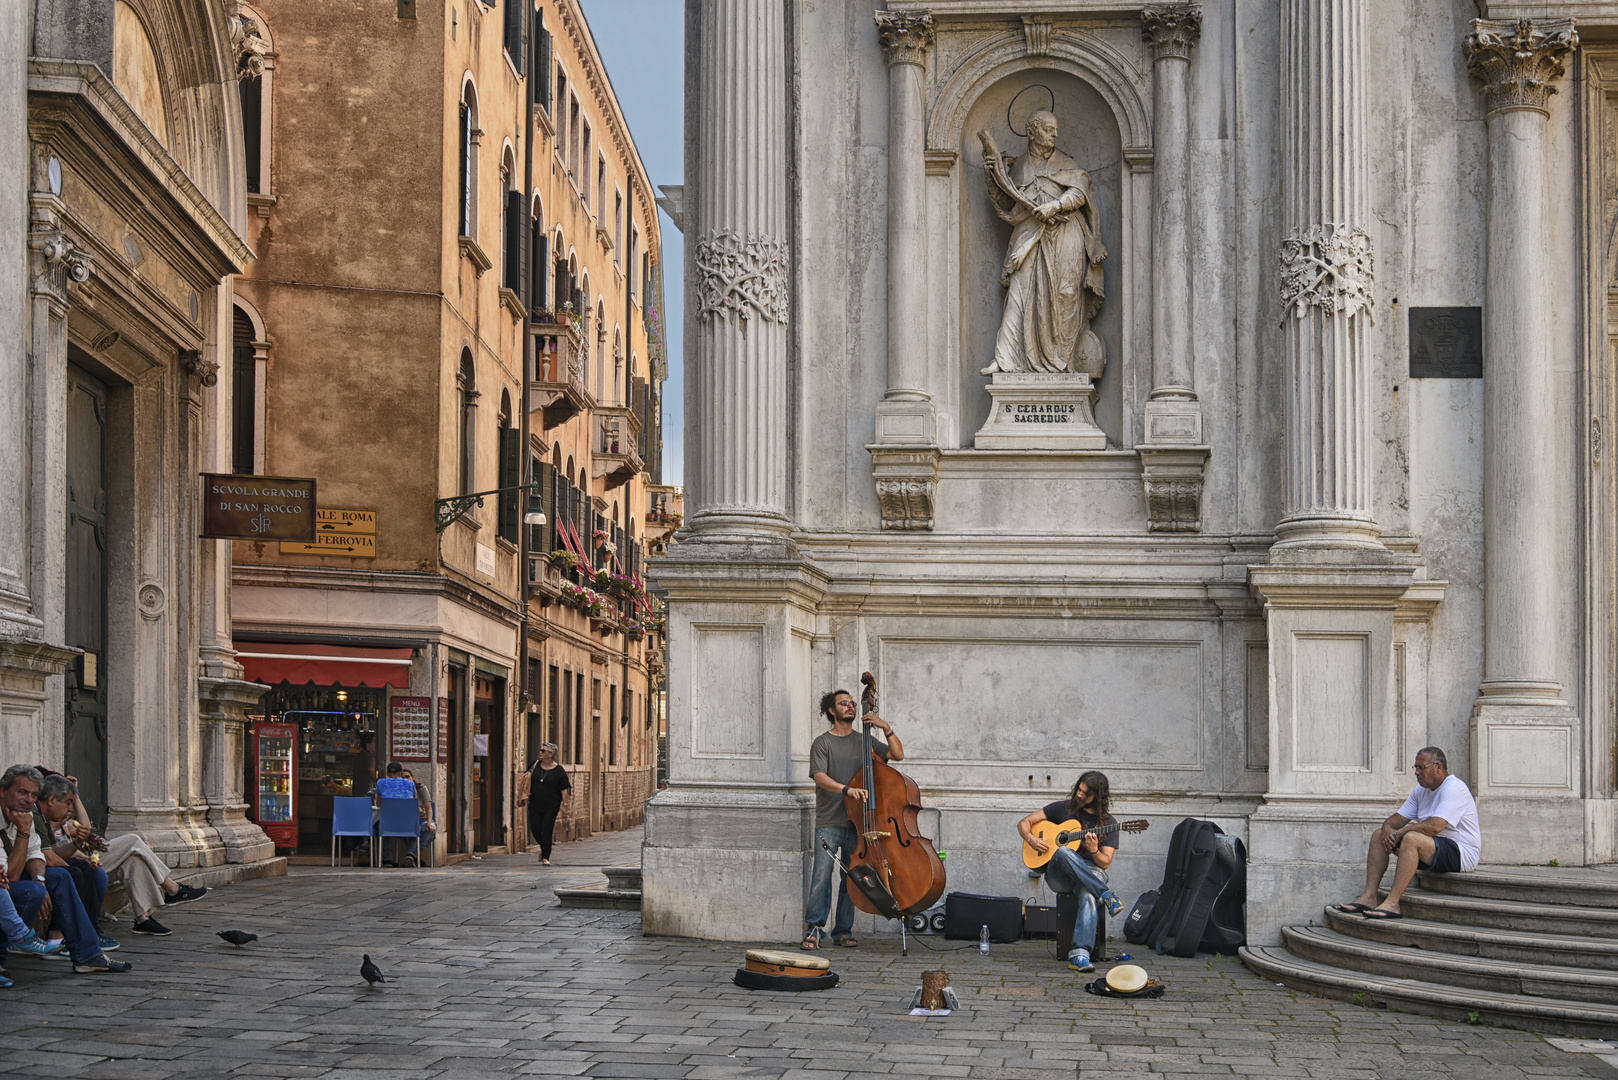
[943,892,1023,943]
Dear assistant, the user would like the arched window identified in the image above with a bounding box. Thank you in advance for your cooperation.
[497,388,518,542]
[529,193,547,314]
[501,145,522,293]
[236,6,274,197]
[612,327,624,407]
[458,79,480,237]
[458,349,478,496]
[231,304,263,473]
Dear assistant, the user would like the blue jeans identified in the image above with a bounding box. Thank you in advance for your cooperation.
[7,867,100,964]
[64,859,108,927]
[805,824,858,941]
[1044,847,1110,961]
[0,888,34,943]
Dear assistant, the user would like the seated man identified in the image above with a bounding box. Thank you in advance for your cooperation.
[1336,745,1482,920]
[1017,770,1126,973]
[34,773,118,953]
[0,765,130,973]
[375,761,428,866]
[35,774,206,939]
[0,856,66,988]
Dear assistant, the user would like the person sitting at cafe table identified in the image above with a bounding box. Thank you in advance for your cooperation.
[374,761,429,866]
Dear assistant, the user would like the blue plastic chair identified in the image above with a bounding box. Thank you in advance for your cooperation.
[330,796,374,867]
[378,797,421,868]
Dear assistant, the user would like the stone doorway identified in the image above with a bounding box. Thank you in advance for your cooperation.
[65,357,109,830]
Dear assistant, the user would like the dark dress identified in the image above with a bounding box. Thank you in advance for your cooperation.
[527,763,572,859]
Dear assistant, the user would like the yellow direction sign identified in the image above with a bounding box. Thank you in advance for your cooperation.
[314,508,376,535]
[281,509,377,557]
[281,533,377,557]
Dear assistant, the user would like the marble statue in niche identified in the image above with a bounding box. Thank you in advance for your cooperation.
[979,110,1108,378]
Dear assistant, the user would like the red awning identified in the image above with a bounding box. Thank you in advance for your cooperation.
[234,642,414,688]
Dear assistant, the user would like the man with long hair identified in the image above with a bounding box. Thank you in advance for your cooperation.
[801,688,902,950]
[1017,770,1125,972]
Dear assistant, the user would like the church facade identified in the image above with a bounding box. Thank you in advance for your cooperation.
[644,0,1618,945]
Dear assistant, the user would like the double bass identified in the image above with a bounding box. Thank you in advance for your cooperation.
[842,671,946,919]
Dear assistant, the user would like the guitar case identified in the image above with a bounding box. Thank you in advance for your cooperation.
[1130,817,1247,957]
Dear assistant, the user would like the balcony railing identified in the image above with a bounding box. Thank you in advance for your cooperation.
[592,407,644,490]
[528,317,590,427]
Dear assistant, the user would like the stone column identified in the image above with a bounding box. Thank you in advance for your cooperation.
[1274,0,1379,549]
[869,10,940,532]
[1246,0,1428,946]
[1138,6,1209,532]
[686,0,790,540]
[1464,18,1583,862]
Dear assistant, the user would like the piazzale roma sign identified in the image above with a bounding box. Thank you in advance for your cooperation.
[200,474,317,541]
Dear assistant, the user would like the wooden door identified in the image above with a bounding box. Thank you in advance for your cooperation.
[65,362,109,829]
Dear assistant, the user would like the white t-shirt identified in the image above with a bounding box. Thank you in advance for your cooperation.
[1397,774,1482,871]
[1,818,45,869]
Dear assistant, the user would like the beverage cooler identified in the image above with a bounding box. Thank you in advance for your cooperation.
[251,722,298,850]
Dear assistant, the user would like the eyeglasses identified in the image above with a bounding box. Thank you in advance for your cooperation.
[1413,763,1439,772]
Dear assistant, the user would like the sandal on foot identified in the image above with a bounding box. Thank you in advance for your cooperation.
[799,936,822,951]
[1332,902,1373,914]
[835,936,859,948]
[1361,908,1403,920]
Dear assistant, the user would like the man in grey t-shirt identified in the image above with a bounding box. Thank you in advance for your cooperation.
[802,689,903,950]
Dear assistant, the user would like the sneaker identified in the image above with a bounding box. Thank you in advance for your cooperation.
[1100,891,1125,918]
[131,917,171,936]
[8,932,64,956]
[0,972,11,989]
[96,933,120,952]
[164,884,209,906]
[72,953,132,974]
[401,853,417,867]
[41,939,70,959]
[1068,952,1095,973]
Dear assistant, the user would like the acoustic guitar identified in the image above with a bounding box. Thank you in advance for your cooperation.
[1022,818,1150,870]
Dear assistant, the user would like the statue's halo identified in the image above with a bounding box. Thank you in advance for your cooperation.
[1007,84,1057,139]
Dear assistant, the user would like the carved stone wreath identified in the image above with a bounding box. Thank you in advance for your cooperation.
[694,229,789,326]
[1279,223,1374,320]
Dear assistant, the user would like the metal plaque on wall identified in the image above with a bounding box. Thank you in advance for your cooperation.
[201,474,317,541]
[1408,307,1483,379]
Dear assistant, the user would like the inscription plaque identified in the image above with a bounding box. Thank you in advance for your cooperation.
[1409,307,1483,379]
[201,474,317,541]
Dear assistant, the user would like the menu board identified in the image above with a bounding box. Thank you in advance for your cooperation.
[390,697,432,761]
[437,697,451,763]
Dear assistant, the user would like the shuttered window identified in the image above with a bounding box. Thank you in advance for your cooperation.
[497,424,521,544]
[530,459,555,553]
[504,190,524,292]
[531,229,548,313]
[503,0,527,77]
[232,308,256,474]
[458,103,471,236]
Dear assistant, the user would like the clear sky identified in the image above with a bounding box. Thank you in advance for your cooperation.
[579,0,684,486]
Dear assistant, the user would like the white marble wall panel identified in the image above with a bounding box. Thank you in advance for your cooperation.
[1292,634,1370,770]
[691,625,765,759]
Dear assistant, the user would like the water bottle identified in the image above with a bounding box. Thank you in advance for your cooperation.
[979,924,990,955]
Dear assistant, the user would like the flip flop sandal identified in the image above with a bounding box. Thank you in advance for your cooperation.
[1332,903,1372,914]
[1361,909,1403,920]
[835,936,859,948]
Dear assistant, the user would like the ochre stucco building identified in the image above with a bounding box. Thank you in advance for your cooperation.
[229,0,666,861]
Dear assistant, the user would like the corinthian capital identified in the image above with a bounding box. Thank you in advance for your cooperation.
[1142,5,1202,61]
[1465,18,1578,115]
[875,11,934,67]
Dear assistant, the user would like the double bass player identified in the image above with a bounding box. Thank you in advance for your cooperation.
[801,688,903,950]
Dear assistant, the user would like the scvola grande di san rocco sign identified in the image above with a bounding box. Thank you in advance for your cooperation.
[201,474,317,542]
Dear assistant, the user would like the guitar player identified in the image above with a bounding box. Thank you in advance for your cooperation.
[1016,770,1126,972]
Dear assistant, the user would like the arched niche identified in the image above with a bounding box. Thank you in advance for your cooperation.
[928,31,1151,450]
[956,69,1125,442]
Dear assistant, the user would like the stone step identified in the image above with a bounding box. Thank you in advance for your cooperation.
[554,881,642,910]
[1323,907,1618,971]
[1284,925,1618,1006]
[1241,945,1618,1041]
[1415,867,1618,909]
[1397,887,1618,938]
[603,866,642,891]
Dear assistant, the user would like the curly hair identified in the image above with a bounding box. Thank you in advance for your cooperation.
[819,689,851,724]
[1067,770,1110,822]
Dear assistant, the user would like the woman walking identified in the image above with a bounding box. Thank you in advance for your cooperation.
[527,743,572,865]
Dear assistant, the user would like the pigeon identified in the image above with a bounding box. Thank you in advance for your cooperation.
[360,954,385,987]
[216,930,257,948]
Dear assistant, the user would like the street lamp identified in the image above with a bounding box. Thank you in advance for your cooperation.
[434,483,545,532]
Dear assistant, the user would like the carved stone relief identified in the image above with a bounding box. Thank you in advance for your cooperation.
[1279,223,1374,320]
[875,11,934,66]
[694,229,789,325]
[1141,6,1202,61]
[869,446,940,532]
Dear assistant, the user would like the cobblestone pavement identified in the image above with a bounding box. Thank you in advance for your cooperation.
[1,828,1614,1080]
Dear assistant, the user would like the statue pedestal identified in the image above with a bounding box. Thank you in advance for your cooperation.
[973,373,1107,450]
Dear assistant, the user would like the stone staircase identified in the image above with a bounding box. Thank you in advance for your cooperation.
[1242,865,1618,1038]
[554,865,641,910]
